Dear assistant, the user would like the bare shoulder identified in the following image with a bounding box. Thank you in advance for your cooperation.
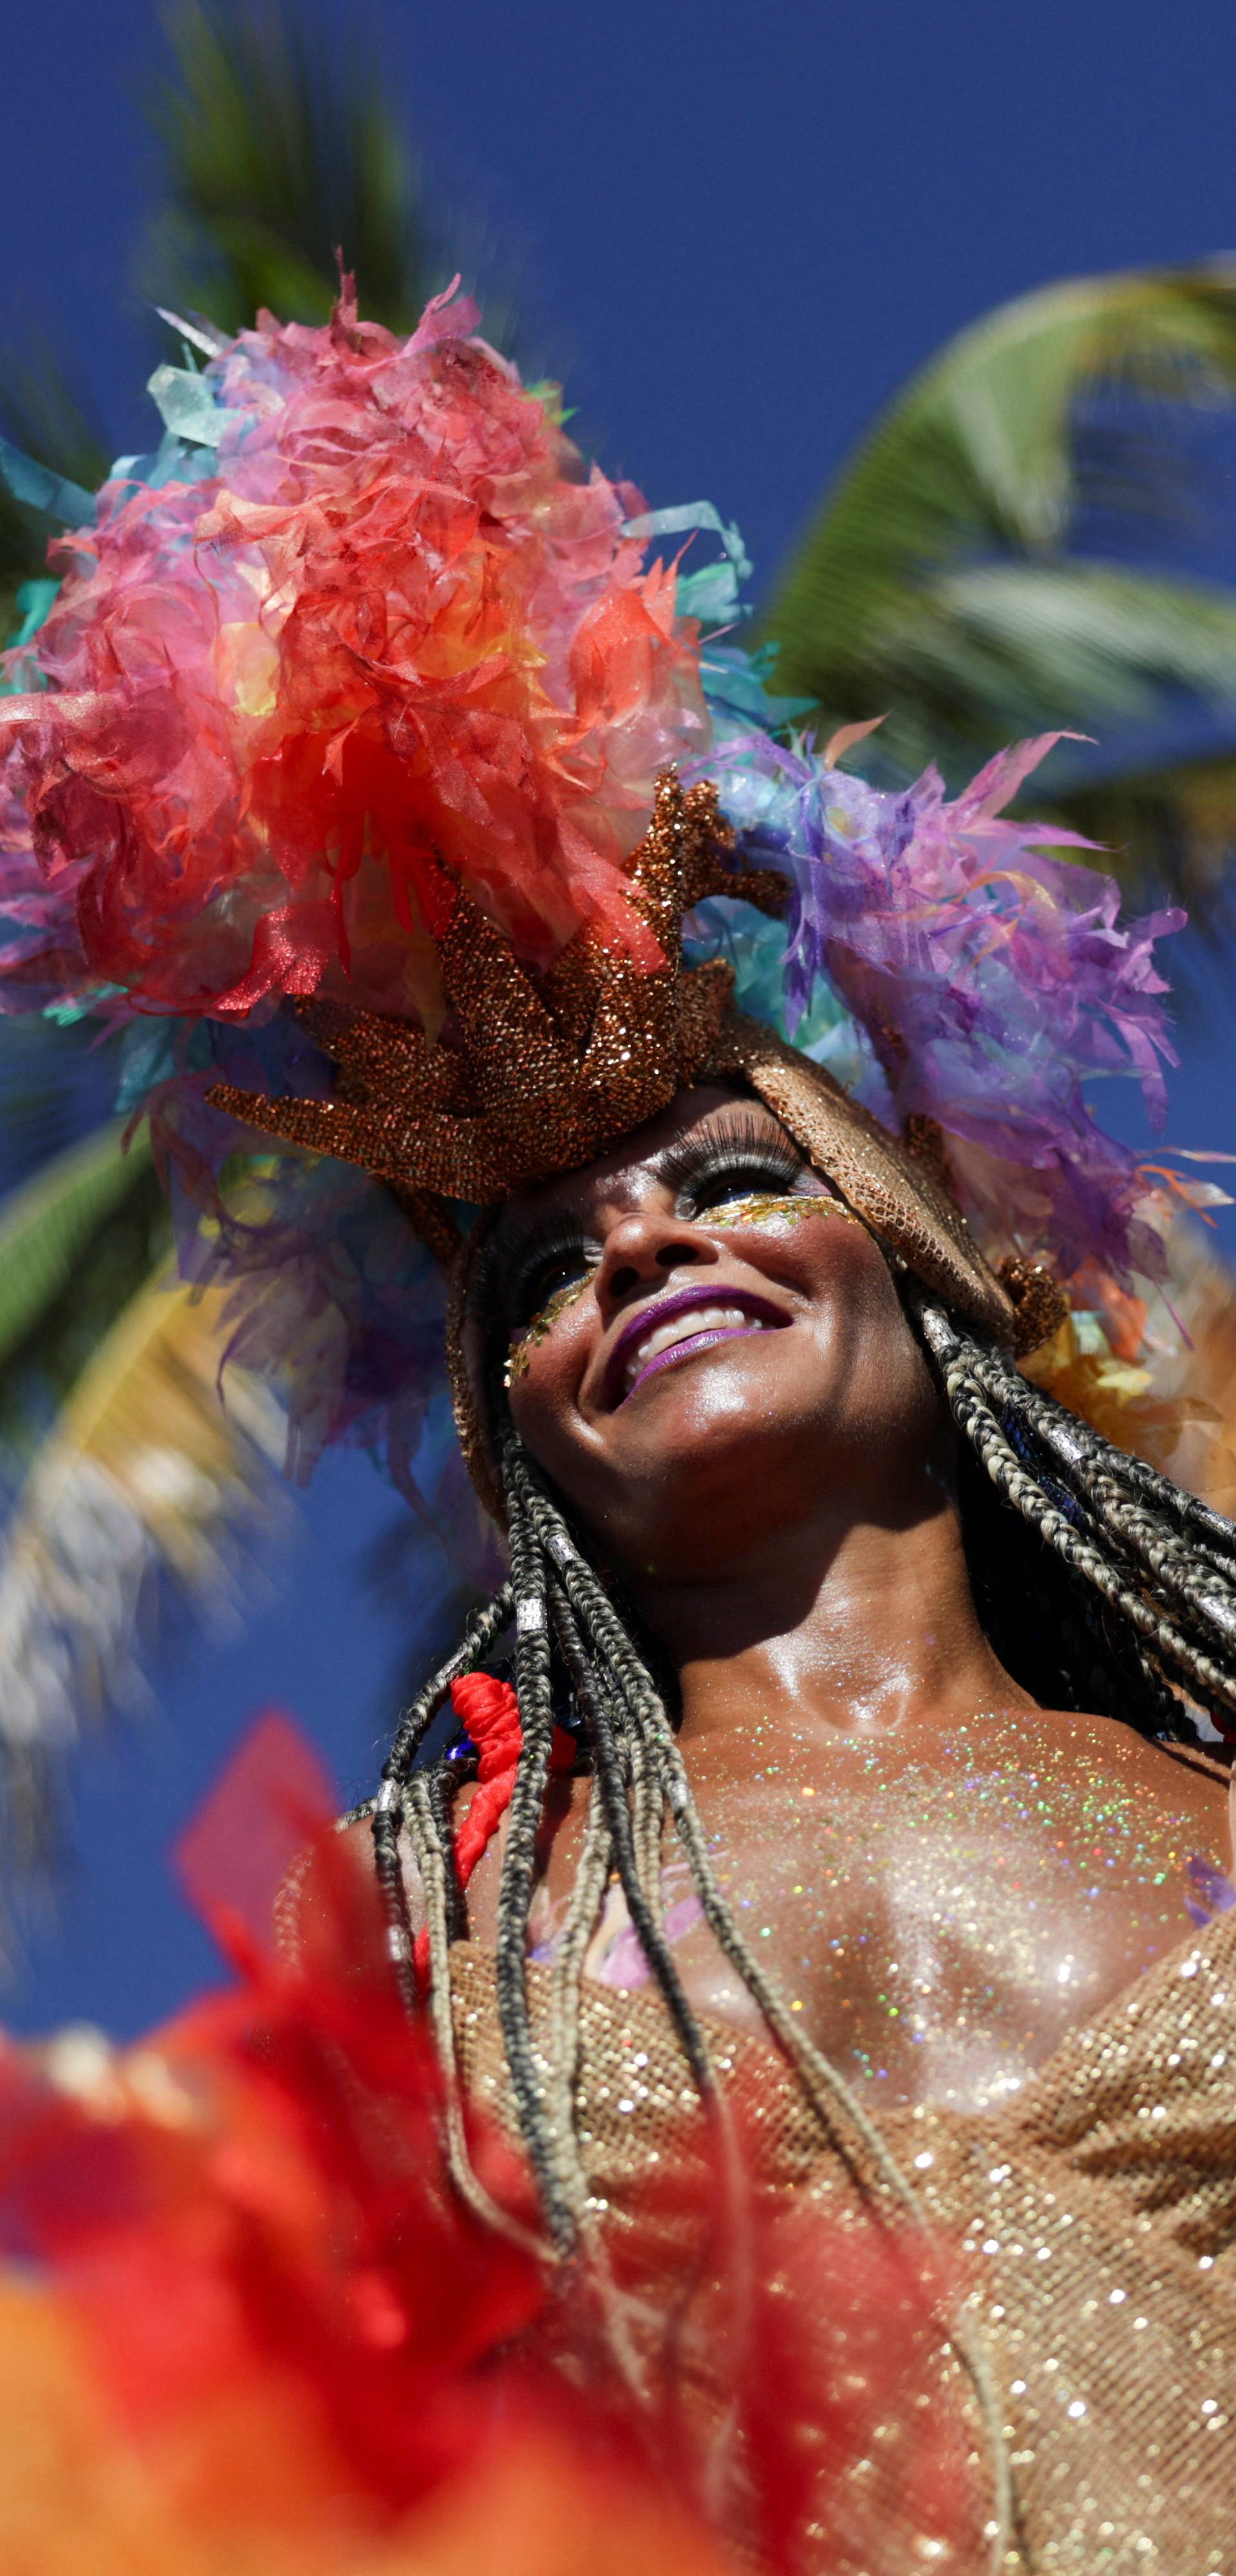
[1039,1705,1232,1846]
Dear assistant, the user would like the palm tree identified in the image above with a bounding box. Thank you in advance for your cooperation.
[0,346,108,653]
[0,0,468,1849]
[5,5,1236,1845]
[138,0,436,337]
[762,263,1236,923]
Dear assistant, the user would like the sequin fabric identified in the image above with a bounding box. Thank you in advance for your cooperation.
[206,775,786,1207]
[451,1910,1236,2573]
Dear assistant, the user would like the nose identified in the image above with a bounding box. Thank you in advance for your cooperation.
[595,1203,718,1312]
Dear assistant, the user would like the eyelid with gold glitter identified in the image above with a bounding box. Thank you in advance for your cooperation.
[505,1264,600,1384]
[505,1220,601,1336]
[505,1125,816,1347]
[667,1126,812,1215]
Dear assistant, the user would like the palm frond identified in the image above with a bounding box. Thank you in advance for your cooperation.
[0,1123,154,1376]
[868,561,1236,760]
[0,1019,126,1192]
[0,1122,172,1488]
[0,341,109,638]
[762,262,1236,915]
[141,0,435,336]
[0,1267,288,1866]
[0,341,110,504]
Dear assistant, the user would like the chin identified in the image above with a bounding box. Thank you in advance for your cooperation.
[577,1370,845,1572]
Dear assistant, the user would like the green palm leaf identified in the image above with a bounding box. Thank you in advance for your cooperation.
[0,342,109,644]
[0,1122,154,1376]
[0,1121,172,1490]
[852,561,1236,775]
[0,1265,287,1870]
[763,262,1236,914]
[0,1126,298,1870]
[141,0,436,336]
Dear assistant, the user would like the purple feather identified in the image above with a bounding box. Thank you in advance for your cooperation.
[706,730,1184,1287]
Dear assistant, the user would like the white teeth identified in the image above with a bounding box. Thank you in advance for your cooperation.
[623,1303,767,1392]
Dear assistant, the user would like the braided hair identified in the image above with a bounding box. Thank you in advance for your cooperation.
[370,1269,1236,2206]
[364,1264,1236,2561]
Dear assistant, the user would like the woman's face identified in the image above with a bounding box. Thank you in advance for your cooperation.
[485,1086,950,1587]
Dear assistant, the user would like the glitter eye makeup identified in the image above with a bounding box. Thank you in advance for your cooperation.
[503,1105,830,1375]
[505,1222,599,1333]
[705,1190,863,1234]
[505,1265,599,1386]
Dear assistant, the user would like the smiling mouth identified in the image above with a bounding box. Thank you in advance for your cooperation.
[608,1291,788,1406]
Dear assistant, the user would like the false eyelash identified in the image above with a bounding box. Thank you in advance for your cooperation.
[503,1214,599,1325]
[493,1108,804,1333]
[658,1108,805,1203]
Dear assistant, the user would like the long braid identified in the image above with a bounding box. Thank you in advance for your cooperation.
[976,1334,1236,1572]
[497,1434,722,2103]
[950,1331,1236,1650]
[544,1779,613,2205]
[370,1582,514,2012]
[402,1768,547,2256]
[950,1367,1235,1710]
[544,1555,716,2101]
[422,1761,468,1946]
[365,1298,1236,2570]
[912,1293,1236,1739]
[493,1451,580,2251]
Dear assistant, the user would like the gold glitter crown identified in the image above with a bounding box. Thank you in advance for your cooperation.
[209,768,1038,1406]
[207,775,787,1260]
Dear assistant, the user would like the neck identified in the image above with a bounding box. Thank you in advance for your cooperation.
[634,1488,1027,1774]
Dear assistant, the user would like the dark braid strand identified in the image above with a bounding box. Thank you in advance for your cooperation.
[492,1444,579,2249]
[546,1564,715,2099]
[370,1580,514,2014]
[367,1288,1236,2571]
[953,1334,1236,1642]
[913,1294,1236,1743]
[978,1334,1236,1570]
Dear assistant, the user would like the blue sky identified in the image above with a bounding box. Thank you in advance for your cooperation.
[3,0,1236,2034]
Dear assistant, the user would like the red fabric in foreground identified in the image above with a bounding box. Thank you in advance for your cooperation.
[174,1709,337,1972]
[0,1711,976,2575]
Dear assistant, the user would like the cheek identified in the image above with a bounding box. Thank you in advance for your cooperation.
[794,1225,944,1445]
[505,1224,941,1540]
[506,1311,600,1493]
[798,1226,917,1396]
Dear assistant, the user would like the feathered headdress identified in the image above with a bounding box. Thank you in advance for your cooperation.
[0,278,1199,1542]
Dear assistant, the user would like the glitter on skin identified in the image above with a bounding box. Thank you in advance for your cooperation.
[488,1705,1230,2117]
[505,1267,597,1384]
[504,1191,861,1381]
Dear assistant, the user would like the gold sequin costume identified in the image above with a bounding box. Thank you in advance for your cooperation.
[450,1891,1236,2574]
[211,768,1228,2572]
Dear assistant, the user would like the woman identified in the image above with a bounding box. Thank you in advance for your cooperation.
[424,1073,1230,2112]
[2,282,1233,2571]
